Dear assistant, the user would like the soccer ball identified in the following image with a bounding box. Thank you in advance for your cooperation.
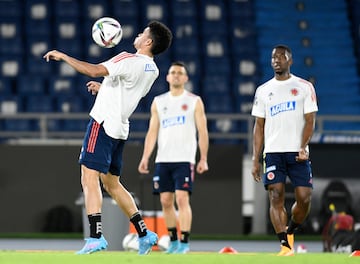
[122,233,139,251]
[92,17,122,48]
[157,235,170,251]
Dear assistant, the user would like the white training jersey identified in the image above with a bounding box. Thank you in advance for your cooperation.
[251,74,318,153]
[154,90,199,163]
[90,52,159,139]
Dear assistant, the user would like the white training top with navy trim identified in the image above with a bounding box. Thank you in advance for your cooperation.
[90,52,159,139]
[154,90,199,163]
[251,74,318,153]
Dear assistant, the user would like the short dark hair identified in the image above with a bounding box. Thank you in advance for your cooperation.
[171,61,187,70]
[148,21,173,55]
[274,44,292,56]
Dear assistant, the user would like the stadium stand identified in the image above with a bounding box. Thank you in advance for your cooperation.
[256,0,360,117]
[0,0,359,139]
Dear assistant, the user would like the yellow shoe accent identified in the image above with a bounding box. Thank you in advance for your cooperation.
[287,233,294,250]
[277,246,294,256]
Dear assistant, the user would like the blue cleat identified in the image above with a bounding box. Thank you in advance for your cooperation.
[165,240,179,254]
[76,235,108,254]
[138,230,158,255]
[175,242,190,254]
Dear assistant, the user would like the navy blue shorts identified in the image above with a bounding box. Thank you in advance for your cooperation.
[79,119,125,175]
[263,152,313,189]
[153,162,194,194]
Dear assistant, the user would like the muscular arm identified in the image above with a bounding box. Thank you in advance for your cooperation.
[296,112,316,161]
[251,117,265,182]
[301,112,316,149]
[194,98,209,174]
[43,50,108,78]
[138,101,160,174]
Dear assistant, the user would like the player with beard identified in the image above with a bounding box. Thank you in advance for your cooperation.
[251,45,318,256]
[138,61,209,254]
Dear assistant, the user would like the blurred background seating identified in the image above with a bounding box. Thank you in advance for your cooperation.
[0,0,359,138]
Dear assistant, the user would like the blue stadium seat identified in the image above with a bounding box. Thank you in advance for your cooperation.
[130,119,149,133]
[117,38,136,53]
[172,20,200,56]
[232,56,259,78]
[118,16,139,35]
[172,16,199,37]
[26,35,52,58]
[203,94,234,113]
[232,76,257,98]
[0,56,24,77]
[203,56,231,77]
[208,118,242,145]
[24,95,54,112]
[0,0,23,17]
[147,77,168,98]
[27,56,53,75]
[229,16,258,56]
[140,0,169,26]
[154,54,171,76]
[228,0,255,18]
[25,16,51,36]
[234,95,254,114]
[0,95,22,113]
[83,0,109,21]
[48,76,77,95]
[199,0,228,35]
[209,119,239,133]
[0,78,13,95]
[202,76,231,94]
[112,0,139,18]
[54,16,81,39]
[56,95,85,113]
[54,37,83,58]
[172,55,201,78]
[46,119,63,132]
[53,0,80,17]
[201,34,229,57]
[25,0,51,35]
[84,38,115,63]
[185,77,201,95]
[3,119,35,131]
[0,18,23,55]
[171,0,198,17]
[62,119,89,131]
[17,76,46,95]
[0,35,23,56]
[53,16,83,57]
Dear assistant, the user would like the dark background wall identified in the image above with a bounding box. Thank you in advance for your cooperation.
[272,144,360,234]
[0,144,243,235]
[0,143,358,235]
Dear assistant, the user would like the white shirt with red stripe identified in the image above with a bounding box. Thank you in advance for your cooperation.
[154,90,199,163]
[251,74,318,153]
[89,52,159,139]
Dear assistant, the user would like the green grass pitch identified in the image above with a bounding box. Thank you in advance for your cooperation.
[0,251,358,264]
